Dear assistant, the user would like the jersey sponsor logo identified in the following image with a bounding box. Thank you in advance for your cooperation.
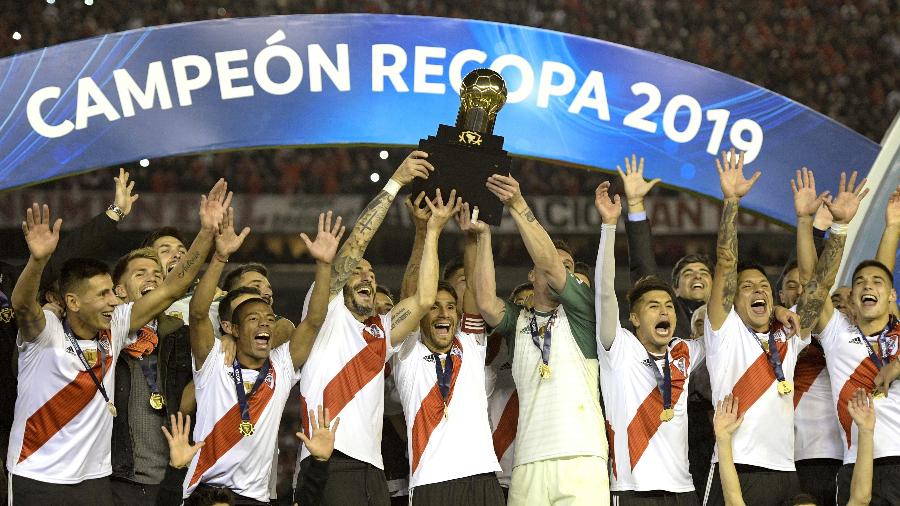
[848,335,865,346]
[641,358,653,369]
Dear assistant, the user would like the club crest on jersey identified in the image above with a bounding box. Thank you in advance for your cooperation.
[366,323,384,340]
[882,335,899,358]
[672,357,687,375]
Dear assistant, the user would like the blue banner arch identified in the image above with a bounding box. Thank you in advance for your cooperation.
[0,14,879,226]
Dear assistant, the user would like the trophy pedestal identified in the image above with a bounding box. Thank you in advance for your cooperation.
[409,125,513,226]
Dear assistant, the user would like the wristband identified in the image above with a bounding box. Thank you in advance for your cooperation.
[829,223,849,235]
[627,211,647,222]
[601,223,617,231]
[384,178,401,197]
[106,204,126,221]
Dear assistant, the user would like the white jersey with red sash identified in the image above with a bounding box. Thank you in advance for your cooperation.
[298,294,395,468]
[184,339,299,501]
[7,303,134,483]
[704,309,809,471]
[394,314,500,488]
[793,342,843,461]
[599,322,703,492]
[816,310,900,464]
[485,323,516,487]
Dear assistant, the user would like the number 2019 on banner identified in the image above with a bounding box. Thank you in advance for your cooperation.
[623,82,764,163]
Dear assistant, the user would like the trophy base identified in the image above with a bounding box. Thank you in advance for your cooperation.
[409,125,513,226]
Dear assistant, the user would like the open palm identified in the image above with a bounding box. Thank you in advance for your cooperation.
[713,394,744,439]
[717,148,761,199]
[617,154,659,204]
[847,388,875,432]
[885,185,900,227]
[825,171,868,224]
[215,207,250,258]
[303,211,346,264]
[22,203,62,261]
[199,178,231,232]
[791,167,828,217]
[594,182,621,224]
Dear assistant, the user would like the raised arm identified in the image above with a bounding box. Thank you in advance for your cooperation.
[792,168,830,286]
[714,395,747,506]
[797,171,867,334]
[329,152,433,299]
[486,174,566,292]
[618,154,661,283]
[12,204,62,342]
[847,389,875,506]
[290,212,345,368]
[390,190,460,345]
[707,150,761,331]
[876,185,900,271]
[131,179,229,332]
[460,207,479,315]
[470,212,506,328]
[594,182,622,351]
[189,206,250,369]
[400,192,430,299]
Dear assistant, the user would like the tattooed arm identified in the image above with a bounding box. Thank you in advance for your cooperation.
[708,149,761,331]
[132,179,229,333]
[797,172,867,334]
[486,174,568,292]
[400,192,430,299]
[329,152,433,299]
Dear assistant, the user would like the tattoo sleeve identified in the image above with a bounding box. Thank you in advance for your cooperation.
[717,199,739,313]
[329,190,396,297]
[391,307,412,332]
[798,232,846,329]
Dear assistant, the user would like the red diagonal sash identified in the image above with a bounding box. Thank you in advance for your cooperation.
[836,358,878,448]
[793,345,827,408]
[411,339,463,474]
[627,342,690,469]
[491,390,518,460]
[323,316,387,419]
[606,420,617,480]
[18,332,112,464]
[189,367,277,487]
[298,392,310,436]
[730,341,788,417]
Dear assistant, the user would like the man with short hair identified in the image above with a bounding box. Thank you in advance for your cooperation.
[594,181,704,504]
[185,210,344,504]
[109,247,195,504]
[222,263,274,304]
[7,179,227,504]
[375,286,396,315]
[474,174,608,505]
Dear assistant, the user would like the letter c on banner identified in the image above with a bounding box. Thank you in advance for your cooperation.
[255,30,304,95]
[27,86,74,139]
[449,49,487,93]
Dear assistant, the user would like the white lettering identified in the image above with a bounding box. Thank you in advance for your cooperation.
[567,70,610,120]
[113,62,173,118]
[308,44,350,92]
[26,87,74,139]
[215,49,253,100]
[372,44,408,92]
[171,55,212,106]
[489,54,534,103]
[536,61,575,109]
[413,46,445,94]
[75,77,120,130]
[449,49,487,93]
[254,33,304,95]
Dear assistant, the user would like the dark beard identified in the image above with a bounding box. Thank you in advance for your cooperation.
[343,286,373,318]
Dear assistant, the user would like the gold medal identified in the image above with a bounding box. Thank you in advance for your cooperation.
[538,363,551,379]
[660,408,675,422]
[84,348,99,368]
[443,402,449,420]
[239,420,254,437]
[107,401,117,417]
[777,380,793,395]
[149,392,165,410]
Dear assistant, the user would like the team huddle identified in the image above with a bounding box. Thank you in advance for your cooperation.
[2,149,898,506]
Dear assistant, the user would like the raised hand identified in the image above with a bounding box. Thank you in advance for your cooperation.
[22,203,62,261]
[824,171,869,225]
[113,168,140,217]
[161,412,204,469]
[199,178,232,233]
[885,184,900,227]
[405,191,432,229]
[773,305,801,337]
[425,189,462,232]
[847,388,875,433]
[617,154,659,210]
[215,207,250,260]
[302,211,346,264]
[594,181,622,225]
[297,405,340,462]
[717,148,761,199]
[791,167,829,218]
[392,151,434,186]
[486,173,525,207]
[713,394,744,440]
[456,202,488,235]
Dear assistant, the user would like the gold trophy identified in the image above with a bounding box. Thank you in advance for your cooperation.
[409,69,513,226]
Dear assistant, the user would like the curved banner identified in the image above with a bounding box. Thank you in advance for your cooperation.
[0,14,879,225]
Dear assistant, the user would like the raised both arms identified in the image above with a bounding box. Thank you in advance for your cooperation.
[12,204,62,343]
[329,151,433,299]
[593,182,622,351]
[471,219,507,328]
[792,167,830,286]
[707,149,760,331]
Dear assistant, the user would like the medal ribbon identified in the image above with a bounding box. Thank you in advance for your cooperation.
[139,354,160,395]
[859,315,899,371]
[647,351,672,411]
[62,318,112,405]
[746,323,787,383]
[432,352,454,407]
[529,309,558,370]
[232,359,271,424]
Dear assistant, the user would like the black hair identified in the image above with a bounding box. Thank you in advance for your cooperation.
[436,281,458,303]
[852,260,894,287]
[782,493,819,506]
[141,226,185,249]
[187,486,234,506]
[552,239,574,258]
[59,258,110,297]
[574,262,592,285]
[737,261,770,284]
[375,285,395,303]
[219,286,261,322]
[671,253,713,288]
[231,297,271,324]
[222,262,269,292]
[627,276,677,311]
[442,257,464,282]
